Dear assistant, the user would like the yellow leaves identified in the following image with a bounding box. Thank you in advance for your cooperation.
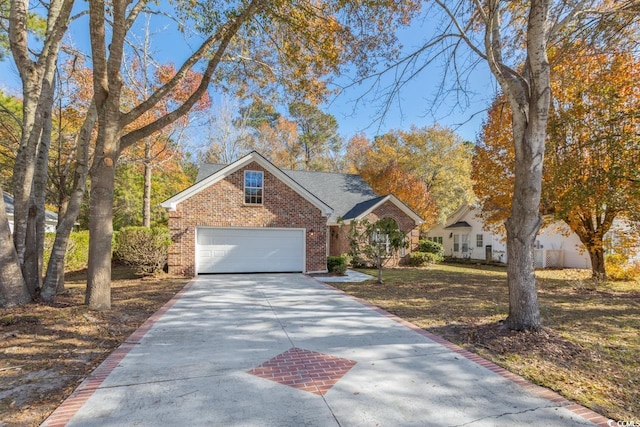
[477,41,640,253]
[348,126,474,229]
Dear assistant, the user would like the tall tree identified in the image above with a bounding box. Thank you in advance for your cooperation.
[84,0,416,310]
[388,0,633,330]
[211,98,302,168]
[1,0,76,306]
[41,54,97,301]
[399,126,475,223]
[201,97,253,164]
[474,43,640,280]
[288,101,342,171]
[351,126,474,229]
[546,44,640,278]
[250,116,301,169]
[121,57,210,228]
[353,133,436,227]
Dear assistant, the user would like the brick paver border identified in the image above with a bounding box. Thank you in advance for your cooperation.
[40,279,197,427]
[314,278,612,427]
[41,275,613,427]
[247,347,357,395]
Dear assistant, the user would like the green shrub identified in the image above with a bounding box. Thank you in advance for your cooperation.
[327,255,347,275]
[114,226,171,275]
[408,251,444,266]
[43,230,91,272]
[417,239,444,255]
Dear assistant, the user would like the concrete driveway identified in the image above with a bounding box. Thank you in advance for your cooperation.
[42,274,606,427]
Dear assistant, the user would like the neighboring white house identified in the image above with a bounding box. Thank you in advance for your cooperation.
[4,192,58,233]
[425,204,592,269]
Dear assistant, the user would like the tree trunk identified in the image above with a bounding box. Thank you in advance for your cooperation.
[143,141,152,228]
[502,115,545,331]
[8,0,74,303]
[0,196,31,308]
[376,251,383,284]
[481,0,550,331]
[12,84,42,265]
[22,77,56,296]
[588,247,607,281]
[41,104,97,301]
[23,201,39,297]
[573,225,609,282]
[9,0,72,264]
[503,88,546,332]
[86,173,115,311]
[86,150,118,309]
[504,214,542,331]
[85,108,121,310]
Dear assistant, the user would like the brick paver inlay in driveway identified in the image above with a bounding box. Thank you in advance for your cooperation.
[247,347,357,395]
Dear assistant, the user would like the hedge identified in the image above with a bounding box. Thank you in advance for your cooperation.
[408,251,444,266]
[114,226,171,275]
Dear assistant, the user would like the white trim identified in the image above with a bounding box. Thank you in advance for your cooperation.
[195,226,306,274]
[306,269,329,275]
[161,151,333,217]
[445,204,474,226]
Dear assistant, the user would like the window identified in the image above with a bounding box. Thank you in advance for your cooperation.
[428,236,443,245]
[371,230,390,254]
[244,171,263,204]
[453,234,460,252]
[461,234,469,253]
[476,234,483,248]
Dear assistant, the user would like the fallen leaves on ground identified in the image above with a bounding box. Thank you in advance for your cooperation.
[0,267,190,427]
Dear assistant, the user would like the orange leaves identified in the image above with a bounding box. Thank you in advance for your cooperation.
[472,95,515,230]
[476,41,640,261]
[361,162,437,227]
[348,126,473,229]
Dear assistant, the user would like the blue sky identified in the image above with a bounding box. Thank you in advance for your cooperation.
[0,5,498,145]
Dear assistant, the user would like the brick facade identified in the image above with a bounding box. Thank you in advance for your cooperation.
[167,162,327,276]
[328,200,421,265]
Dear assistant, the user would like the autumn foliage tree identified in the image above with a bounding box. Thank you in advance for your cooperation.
[350,126,474,229]
[380,0,636,331]
[82,0,418,310]
[474,43,640,279]
[0,0,76,307]
[119,59,210,228]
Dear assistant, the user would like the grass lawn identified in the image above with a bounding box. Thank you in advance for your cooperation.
[331,263,639,422]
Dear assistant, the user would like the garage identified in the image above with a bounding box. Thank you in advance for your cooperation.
[196,227,305,274]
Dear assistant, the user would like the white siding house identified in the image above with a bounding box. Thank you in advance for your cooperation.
[4,193,58,233]
[425,205,592,269]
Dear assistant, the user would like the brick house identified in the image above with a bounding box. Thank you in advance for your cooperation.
[161,151,423,276]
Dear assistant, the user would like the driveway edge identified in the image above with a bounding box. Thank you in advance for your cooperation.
[40,278,197,427]
[311,277,611,427]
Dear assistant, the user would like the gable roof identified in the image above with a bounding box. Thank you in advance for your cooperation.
[194,160,423,225]
[161,151,333,216]
[445,220,472,229]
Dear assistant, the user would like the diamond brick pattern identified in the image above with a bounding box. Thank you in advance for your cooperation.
[247,347,357,395]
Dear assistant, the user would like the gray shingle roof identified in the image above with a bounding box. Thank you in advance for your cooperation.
[195,163,380,223]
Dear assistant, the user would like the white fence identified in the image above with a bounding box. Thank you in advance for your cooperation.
[534,249,564,269]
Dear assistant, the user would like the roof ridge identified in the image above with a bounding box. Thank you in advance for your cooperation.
[199,162,360,178]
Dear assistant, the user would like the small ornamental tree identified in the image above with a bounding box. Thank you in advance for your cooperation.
[348,218,407,284]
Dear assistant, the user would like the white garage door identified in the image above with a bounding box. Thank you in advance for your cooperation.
[196,227,305,274]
